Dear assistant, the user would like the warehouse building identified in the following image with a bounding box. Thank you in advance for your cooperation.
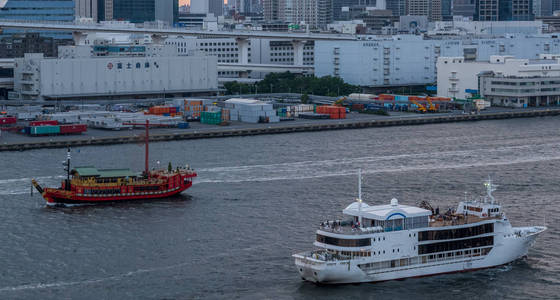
[13,44,218,100]
[315,34,560,87]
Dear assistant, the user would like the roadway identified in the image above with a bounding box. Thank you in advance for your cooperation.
[0,20,356,41]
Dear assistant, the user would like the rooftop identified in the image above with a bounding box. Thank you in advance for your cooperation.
[73,166,137,178]
[343,198,431,220]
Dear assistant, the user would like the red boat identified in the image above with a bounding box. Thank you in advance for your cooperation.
[32,121,197,205]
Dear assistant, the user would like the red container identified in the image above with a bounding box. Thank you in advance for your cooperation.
[0,117,17,125]
[30,120,58,126]
[59,124,87,134]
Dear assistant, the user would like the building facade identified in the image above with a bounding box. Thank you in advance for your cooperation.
[13,44,218,100]
[0,33,73,58]
[315,34,560,87]
[479,71,560,107]
[452,0,476,19]
[75,0,98,21]
[407,0,443,21]
[475,0,534,21]
[437,54,560,101]
[190,0,223,16]
[109,0,177,24]
[332,0,378,20]
[0,0,75,39]
[292,0,333,29]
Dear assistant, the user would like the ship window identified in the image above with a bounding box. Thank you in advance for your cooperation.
[316,234,371,247]
[418,224,494,241]
[418,236,494,255]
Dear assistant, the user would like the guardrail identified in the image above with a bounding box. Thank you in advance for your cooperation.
[1,109,559,152]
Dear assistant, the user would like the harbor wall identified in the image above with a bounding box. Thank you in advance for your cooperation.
[1,109,559,152]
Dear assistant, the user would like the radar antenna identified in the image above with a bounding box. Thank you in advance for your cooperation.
[484,176,498,204]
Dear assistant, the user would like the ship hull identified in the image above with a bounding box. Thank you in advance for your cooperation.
[41,182,193,205]
[294,226,546,284]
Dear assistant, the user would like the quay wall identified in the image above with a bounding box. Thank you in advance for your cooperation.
[1,109,559,152]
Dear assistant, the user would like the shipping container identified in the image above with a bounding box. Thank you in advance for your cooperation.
[30,125,60,135]
[178,122,190,129]
[59,124,87,134]
[30,120,58,126]
[0,116,17,125]
[201,111,222,125]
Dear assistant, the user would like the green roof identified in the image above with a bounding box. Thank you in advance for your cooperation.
[73,166,137,178]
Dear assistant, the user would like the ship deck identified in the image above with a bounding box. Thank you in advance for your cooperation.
[429,214,500,228]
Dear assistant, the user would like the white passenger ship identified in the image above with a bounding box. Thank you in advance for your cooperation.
[293,171,546,284]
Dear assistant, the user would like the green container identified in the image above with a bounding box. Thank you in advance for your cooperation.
[31,125,60,135]
[201,111,222,125]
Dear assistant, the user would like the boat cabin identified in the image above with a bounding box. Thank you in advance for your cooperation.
[343,198,432,232]
[71,167,138,184]
[456,201,502,218]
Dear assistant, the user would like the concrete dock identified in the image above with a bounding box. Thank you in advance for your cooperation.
[1,108,559,152]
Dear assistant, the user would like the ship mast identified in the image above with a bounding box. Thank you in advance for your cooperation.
[145,119,149,176]
[357,168,363,228]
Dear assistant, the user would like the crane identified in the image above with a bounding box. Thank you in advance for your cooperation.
[426,96,437,112]
[410,99,427,113]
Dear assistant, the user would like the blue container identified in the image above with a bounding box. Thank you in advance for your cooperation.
[178,122,190,129]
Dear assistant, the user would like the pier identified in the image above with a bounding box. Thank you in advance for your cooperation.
[1,108,559,152]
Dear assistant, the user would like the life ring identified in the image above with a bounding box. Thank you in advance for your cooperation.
[482,213,487,217]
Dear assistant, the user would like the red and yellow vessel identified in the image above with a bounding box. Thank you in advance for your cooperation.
[32,121,197,205]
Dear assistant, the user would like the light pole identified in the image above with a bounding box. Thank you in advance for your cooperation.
[270,84,273,94]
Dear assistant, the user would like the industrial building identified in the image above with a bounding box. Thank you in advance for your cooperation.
[13,44,218,100]
[437,54,560,107]
[315,34,560,87]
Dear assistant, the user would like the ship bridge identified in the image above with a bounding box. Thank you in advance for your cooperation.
[343,198,431,232]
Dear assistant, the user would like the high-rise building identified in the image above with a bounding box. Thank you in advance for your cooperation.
[0,0,75,39]
[533,0,553,17]
[293,0,333,29]
[98,0,114,21]
[264,0,294,23]
[191,0,223,16]
[407,0,442,21]
[475,0,534,21]
[332,0,377,20]
[76,0,99,21]
[452,0,476,19]
[100,0,177,24]
[386,0,407,16]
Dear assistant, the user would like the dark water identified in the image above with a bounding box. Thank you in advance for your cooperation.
[0,117,559,299]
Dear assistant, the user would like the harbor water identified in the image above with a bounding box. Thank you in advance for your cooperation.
[0,117,558,299]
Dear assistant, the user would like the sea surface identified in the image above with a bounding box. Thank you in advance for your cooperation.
[0,117,558,299]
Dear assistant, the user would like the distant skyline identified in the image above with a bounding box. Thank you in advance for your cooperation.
[180,0,228,5]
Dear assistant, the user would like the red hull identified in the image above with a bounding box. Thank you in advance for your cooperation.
[41,181,194,205]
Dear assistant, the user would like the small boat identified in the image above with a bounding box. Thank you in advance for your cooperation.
[293,170,546,284]
[32,121,196,205]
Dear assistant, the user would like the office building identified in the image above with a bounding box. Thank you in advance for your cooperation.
[333,0,377,20]
[475,0,534,21]
[533,0,553,17]
[76,0,98,21]
[292,0,334,29]
[191,0,223,16]
[0,0,75,39]
[452,0,476,19]
[264,0,294,23]
[386,0,406,16]
[407,0,443,21]
[108,0,177,24]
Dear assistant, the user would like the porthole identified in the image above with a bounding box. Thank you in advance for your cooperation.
[383,237,385,241]
[383,250,385,254]
[393,249,395,253]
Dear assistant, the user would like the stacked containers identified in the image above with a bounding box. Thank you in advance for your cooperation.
[316,106,347,119]
[184,100,204,119]
[201,111,222,125]
[224,99,279,123]
[148,106,178,116]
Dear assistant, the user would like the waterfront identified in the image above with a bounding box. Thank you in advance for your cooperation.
[0,117,558,299]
